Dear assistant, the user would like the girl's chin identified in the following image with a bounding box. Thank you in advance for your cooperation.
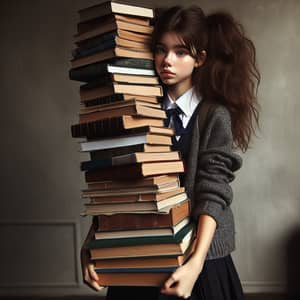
[161,78,177,85]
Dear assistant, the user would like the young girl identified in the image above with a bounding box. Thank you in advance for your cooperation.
[81,5,260,300]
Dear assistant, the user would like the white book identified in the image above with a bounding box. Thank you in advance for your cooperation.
[107,65,155,76]
[80,133,171,152]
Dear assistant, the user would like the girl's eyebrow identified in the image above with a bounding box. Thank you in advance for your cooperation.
[156,43,189,50]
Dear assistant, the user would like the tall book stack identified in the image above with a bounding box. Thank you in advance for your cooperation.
[70,1,195,286]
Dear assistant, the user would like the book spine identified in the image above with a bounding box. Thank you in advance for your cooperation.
[81,159,113,171]
[85,163,142,181]
[72,39,117,59]
[71,117,124,138]
[111,58,154,69]
[76,30,118,49]
[69,58,154,82]
[69,61,109,82]
[98,213,172,231]
[95,267,176,273]
[90,144,145,160]
[88,224,193,249]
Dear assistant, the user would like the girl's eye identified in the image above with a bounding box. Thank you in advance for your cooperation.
[176,50,188,56]
[155,47,165,54]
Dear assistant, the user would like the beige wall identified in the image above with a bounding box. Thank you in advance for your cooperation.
[0,0,299,296]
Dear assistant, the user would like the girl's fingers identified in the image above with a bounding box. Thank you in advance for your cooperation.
[87,263,99,281]
[84,267,104,292]
[89,280,104,292]
[163,273,178,289]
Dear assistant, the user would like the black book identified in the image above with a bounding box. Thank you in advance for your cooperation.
[69,58,154,82]
[89,144,171,160]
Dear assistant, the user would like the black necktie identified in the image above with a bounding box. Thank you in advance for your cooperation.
[165,105,185,136]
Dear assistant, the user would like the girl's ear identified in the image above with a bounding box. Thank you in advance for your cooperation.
[195,50,207,68]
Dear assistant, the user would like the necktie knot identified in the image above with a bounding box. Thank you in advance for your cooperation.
[166,105,184,118]
[165,104,185,136]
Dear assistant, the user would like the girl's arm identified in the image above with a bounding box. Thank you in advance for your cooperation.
[161,106,242,298]
[160,214,216,299]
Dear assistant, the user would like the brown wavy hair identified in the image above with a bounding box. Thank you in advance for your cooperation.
[151,6,260,152]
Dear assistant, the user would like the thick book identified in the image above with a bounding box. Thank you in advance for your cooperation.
[95,272,169,286]
[80,151,180,171]
[85,187,185,203]
[71,46,153,69]
[87,174,179,190]
[89,225,194,259]
[76,28,151,46]
[110,73,159,85]
[78,1,154,23]
[79,100,165,123]
[85,160,184,181]
[89,144,171,160]
[77,72,159,85]
[80,82,162,102]
[84,192,188,214]
[96,199,189,231]
[69,57,154,82]
[72,123,172,139]
[80,133,172,152]
[72,116,164,139]
[84,180,180,197]
[94,217,189,240]
[74,17,153,44]
[93,239,195,267]
[89,222,192,248]
[73,34,148,59]
[78,14,150,33]
[96,267,176,273]
[77,13,152,33]
[83,94,159,107]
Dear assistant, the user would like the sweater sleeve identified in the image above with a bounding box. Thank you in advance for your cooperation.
[191,106,242,225]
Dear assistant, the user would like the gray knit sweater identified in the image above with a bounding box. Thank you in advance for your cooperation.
[184,104,242,260]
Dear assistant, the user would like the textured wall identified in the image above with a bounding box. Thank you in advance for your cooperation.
[0,0,299,296]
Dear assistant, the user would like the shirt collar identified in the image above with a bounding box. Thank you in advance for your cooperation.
[163,87,201,117]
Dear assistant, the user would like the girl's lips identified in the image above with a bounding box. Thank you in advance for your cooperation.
[161,70,176,78]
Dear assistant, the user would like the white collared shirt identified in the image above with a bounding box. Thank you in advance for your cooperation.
[163,87,202,140]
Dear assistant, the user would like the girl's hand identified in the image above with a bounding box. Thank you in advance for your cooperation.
[80,246,105,292]
[160,256,204,299]
[80,221,105,292]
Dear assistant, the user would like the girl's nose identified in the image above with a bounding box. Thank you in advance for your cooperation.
[163,51,173,65]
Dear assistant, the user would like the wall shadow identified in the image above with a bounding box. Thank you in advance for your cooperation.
[286,226,300,299]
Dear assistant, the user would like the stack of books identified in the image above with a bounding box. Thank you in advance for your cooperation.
[70,0,195,286]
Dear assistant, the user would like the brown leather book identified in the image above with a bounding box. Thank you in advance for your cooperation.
[80,83,163,102]
[97,200,190,231]
[79,100,165,123]
[71,116,165,139]
[96,272,169,286]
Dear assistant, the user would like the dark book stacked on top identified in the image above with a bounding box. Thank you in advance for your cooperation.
[70,0,195,287]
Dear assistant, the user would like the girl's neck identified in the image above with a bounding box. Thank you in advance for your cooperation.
[167,84,194,102]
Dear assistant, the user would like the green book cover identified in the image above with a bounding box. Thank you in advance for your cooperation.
[88,223,194,249]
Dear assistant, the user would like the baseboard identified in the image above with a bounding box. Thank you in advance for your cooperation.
[0,295,290,300]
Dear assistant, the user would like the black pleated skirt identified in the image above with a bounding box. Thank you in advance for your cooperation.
[106,255,244,300]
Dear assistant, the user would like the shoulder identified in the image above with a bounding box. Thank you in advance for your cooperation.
[201,102,232,135]
[198,102,233,150]
[206,102,232,125]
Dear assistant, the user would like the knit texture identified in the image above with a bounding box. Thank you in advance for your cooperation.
[184,104,242,260]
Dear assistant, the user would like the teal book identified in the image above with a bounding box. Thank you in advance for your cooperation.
[88,223,194,249]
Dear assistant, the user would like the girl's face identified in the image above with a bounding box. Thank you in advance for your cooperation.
[154,32,199,92]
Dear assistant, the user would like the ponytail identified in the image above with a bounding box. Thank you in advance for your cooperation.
[194,12,260,152]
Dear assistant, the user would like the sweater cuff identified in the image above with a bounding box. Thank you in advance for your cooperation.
[191,199,224,228]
